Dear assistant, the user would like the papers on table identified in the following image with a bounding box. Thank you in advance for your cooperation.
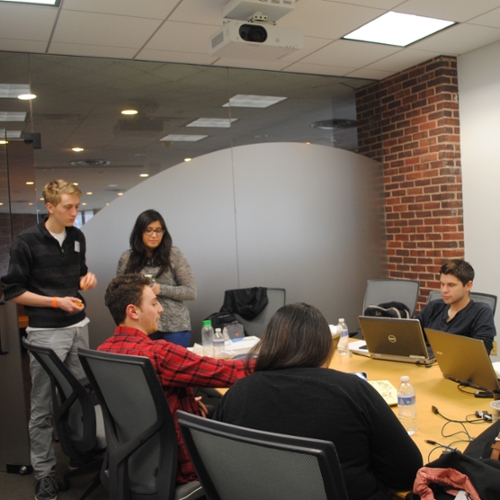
[190,336,260,359]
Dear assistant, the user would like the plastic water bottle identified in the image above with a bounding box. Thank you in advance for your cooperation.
[213,327,225,359]
[337,318,350,356]
[397,375,417,435]
[201,320,214,356]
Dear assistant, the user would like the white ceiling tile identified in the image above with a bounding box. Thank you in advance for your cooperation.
[302,39,401,68]
[0,39,48,53]
[365,48,444,72]
[279,36,332,63]
[281,1,384,39]
[469,7,500,28]
[410,22,500,54]
[48,42,139,60]
[144,21,220,53]
[0,3,58,41]
[346,67,394,79]
[168,0,228,25]
[394,0,500,23]
[62,0,180,19]
[282,62,354,77]
[323,0,402,9]
[52,11,162,48]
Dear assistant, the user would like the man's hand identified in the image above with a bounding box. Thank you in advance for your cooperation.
[80,272,97,291]
[56,296,85,312]
[194,396,209,418]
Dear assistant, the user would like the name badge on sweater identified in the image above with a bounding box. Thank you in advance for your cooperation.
[74,241,80,253]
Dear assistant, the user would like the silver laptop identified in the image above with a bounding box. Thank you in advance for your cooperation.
[355,316,435,364]
[425,328,500,393]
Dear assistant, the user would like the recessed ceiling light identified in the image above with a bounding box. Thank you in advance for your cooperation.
[0,140,7,145]
[117,192,123,196]
[73,182,79,186]
[18,94,37,100]
[343,12,455,47]
[0,111,27,122]
[139,173,149,178]
[0,83,30,98]
[0,0,61,5]
[0,202,3,206]
[72,147,84,152]
[187,118,237,128]
[160,134,208,142]
[121,109,138,115]
[184,158,192,162]
[39,197,44,201]
[86,192,92,195]
[222,94,287,108]
[26,181,34,185]
[82,202,87,206]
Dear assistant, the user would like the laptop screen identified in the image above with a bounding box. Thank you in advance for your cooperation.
[425,328,500,392]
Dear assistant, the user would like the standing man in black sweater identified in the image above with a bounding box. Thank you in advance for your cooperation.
[1,179,97,500]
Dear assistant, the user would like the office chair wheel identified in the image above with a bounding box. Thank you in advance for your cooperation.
[58,479,70,491]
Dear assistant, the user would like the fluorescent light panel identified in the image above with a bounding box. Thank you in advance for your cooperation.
[223,94,287,108]
[0,83,31,98]
[343,12,455,47]
[0,129,22,138]
[0,111,27,122]
[0,0,60,5]
[187,118,237,128]
[160,134,208,142]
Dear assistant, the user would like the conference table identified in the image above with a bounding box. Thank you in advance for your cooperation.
[330,347,495,462]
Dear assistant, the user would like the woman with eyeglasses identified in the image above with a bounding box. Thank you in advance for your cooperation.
[117,209,196,347]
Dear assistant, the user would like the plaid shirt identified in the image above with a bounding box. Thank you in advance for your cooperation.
[98,326,249,484]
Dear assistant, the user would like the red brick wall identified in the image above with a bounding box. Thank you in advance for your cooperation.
[356,56,463,311]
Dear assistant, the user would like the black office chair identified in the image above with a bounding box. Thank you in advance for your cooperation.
[177,410,349,500]
[78,348,204,500]
[362,279,420,317]
[428,290,497,315]
[22,338,105,499]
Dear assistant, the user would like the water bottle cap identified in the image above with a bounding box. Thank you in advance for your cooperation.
[215,328,221,332]
[202,320,212,326]
[400,375,409,382]
[338,318,345,323]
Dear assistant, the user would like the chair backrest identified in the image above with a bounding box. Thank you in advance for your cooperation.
[22,338,103,460]
[232,287,286,338]
[177,410,349,500]
[362,279,420,317]
[78,348,178,500]
[428,290,497,315]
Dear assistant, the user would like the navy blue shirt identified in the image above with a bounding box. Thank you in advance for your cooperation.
[417,299,495,354]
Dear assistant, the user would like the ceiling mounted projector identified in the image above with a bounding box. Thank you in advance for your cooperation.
[210,20,303,60]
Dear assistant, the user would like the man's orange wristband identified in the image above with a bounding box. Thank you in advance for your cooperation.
[52,297,58,308]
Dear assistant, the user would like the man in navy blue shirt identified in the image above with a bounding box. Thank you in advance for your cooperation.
[417,259,495,354]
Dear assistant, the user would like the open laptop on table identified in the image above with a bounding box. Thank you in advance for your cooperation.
[352,316,435,365]
[425,328,500,395]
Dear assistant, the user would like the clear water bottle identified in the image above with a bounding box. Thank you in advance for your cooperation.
[201,320,214,356]
[213,327,225,359]
[397,375,417,435]
[337,318,350,356]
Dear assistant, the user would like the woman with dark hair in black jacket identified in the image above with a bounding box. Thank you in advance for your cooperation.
[117,209,196,346]
[214,302,423,500]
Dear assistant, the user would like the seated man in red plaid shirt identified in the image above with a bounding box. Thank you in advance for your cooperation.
[99,273,251,485]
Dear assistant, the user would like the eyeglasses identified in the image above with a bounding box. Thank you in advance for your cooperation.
[144,229,165,236]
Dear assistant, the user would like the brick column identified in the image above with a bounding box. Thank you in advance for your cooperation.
[356,56,463,310]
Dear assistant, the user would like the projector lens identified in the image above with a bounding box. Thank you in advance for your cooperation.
[239,24,268,43]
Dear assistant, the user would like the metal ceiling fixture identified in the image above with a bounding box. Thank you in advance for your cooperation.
[70,159,110,166]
